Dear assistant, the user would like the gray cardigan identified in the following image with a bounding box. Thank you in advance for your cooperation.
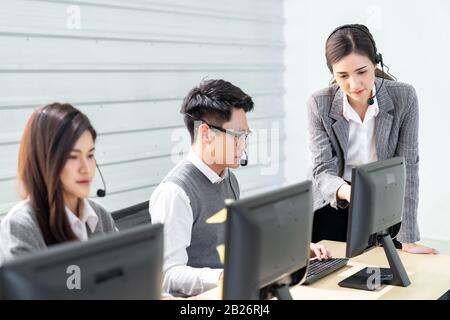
[0,199,117,265]
[307,78,420,243]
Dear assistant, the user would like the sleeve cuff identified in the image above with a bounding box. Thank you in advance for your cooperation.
[328,180,348,209]
[337,198,350,209]
[200,268,223,291]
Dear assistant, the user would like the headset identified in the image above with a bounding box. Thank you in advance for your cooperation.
[240,151,248,167]
[96,162,107,197]
[327,24,385,105]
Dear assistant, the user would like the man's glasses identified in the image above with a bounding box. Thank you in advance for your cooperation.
[206,122,252,145]
[186,113,252,145]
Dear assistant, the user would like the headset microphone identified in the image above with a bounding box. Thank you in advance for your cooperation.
[367,53,385,106]
[95,163,107,197]
[240,151,248,166]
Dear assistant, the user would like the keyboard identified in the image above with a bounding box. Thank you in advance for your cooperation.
[302,258,349,285]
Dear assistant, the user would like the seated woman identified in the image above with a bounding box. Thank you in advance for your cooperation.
[0,103,116,263]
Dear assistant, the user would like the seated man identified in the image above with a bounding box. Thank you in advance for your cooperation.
[150,79,330,297]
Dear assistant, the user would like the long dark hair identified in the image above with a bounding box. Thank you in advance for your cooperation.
[18,103,97,246]
[325,24,395,83]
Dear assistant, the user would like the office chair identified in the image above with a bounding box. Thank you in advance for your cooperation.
[111,201,151,230]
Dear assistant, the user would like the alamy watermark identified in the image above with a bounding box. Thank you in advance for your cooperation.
[66,5,81,30]
[66,265,81,290]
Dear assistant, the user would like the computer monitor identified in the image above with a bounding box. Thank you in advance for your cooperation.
[111,201,151,230]
[223,181,313,300]
[339,157,411,291]
[0,223,163,300]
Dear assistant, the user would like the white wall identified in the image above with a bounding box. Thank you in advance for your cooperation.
[284,0,450,241]
[0,0,286,215]
[284,0,310,183]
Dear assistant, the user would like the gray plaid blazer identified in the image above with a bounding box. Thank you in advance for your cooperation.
[307,78,420,243]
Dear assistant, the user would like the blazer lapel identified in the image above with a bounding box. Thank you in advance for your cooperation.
[330,88,349,160]
[374,78,394,160]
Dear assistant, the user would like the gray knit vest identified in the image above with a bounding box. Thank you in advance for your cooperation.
[162,159,240,269]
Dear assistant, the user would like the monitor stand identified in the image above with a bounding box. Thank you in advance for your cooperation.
[260,283,293,300]
[338,232,411,291]
[269,284,293,300]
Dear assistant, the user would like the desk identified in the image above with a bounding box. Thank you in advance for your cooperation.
[198,240,450,300]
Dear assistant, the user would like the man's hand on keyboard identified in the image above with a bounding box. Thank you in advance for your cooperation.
[310,243,332,261]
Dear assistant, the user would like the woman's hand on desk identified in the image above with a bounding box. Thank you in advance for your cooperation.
[310,243,332,261]
[402,243,439,254]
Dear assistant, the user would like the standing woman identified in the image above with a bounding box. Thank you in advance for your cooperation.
[0,103,116,263]
[307,24,437,254]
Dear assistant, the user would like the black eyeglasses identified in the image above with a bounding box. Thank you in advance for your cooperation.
[186,113,252,145]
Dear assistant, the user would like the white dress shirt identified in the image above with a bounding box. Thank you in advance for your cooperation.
[150,149,228,297]
[343,85,379,182]
[65,199,99,241]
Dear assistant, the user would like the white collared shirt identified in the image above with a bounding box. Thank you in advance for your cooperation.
[343,85,379,181]
[149,149,227,297]
[65,199,99,242]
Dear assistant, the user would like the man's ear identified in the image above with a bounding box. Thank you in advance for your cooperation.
[198,123,212,144]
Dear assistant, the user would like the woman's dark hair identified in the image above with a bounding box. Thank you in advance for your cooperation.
[18,103,97,246]
[325,24,395,82]
[180,79,254,143]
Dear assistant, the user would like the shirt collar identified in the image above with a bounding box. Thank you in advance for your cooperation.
[65,199,99,233]
[343,84,380,123]
[187,149,227,184]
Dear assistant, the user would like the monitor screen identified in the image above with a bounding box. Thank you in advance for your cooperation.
[223,181,313,300]
[346,157,406,258]
[0,223,163,300]
[339,157,411,291]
